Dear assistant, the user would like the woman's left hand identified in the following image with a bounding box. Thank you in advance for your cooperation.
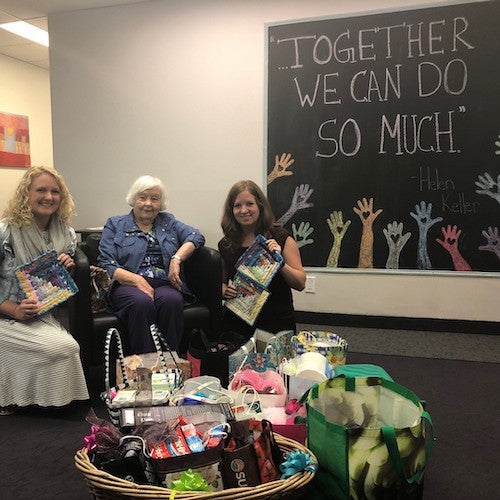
[266,239,282,255]
[168,259,182,291]
[58,252,75,270]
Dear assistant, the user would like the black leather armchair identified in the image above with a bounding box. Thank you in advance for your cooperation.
[70,233,223,367]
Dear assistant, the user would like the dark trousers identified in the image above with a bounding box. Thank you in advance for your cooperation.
[109,278,183,354]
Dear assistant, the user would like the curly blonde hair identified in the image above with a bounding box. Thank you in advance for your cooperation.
[3,166,76,227]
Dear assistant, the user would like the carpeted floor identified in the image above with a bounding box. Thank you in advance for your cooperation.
[297,324,500,363]
[1,345,499,499]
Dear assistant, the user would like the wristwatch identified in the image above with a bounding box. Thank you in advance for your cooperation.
[171,254,182,262]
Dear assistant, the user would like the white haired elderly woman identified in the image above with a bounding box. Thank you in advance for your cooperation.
[98,175,205,354]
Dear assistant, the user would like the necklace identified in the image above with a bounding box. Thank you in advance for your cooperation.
[135,219,154,233]
[41,229,51,244]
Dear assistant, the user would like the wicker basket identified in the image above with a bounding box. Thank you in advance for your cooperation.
[75,433,316,500]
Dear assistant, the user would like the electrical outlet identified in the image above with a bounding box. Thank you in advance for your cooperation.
[305,275,315,293]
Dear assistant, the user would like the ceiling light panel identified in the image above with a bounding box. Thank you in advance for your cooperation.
[0,21,49,47]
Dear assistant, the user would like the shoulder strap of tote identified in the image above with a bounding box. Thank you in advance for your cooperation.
[150,324,183,388]
[381,410,435,485]
[104,327,127,393]
[104,325,183,395]
[149,324,172,372]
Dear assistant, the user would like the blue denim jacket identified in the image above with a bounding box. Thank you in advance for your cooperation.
[97,211,205,297]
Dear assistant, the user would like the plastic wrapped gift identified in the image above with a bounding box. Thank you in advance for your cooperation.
[291,330,348,366]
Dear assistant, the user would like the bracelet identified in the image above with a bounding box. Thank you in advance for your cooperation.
[171,254,182,262]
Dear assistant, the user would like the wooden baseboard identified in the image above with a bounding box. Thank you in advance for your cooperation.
[295,311,500,335]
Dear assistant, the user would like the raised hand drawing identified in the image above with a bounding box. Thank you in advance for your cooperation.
[352,197,383,268]
[410,201,443,270]
[479,226,500,261]
[292,221,314,248]
[383,221,411,269]
[267,152,295,185]
[436,224,471,271]
[276,184,314,226]
[475,172,500,205]
[326,210,351,267]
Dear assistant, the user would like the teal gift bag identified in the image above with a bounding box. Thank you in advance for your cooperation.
[304,373,434,499]
[333,364,394,382]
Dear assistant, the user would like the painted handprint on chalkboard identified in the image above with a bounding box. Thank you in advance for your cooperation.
[479,226,500,261]
[410,201,443,270]
[276,184,314,226]
[436,224,471,271]
[475,172,500,205]
[353,197,383,269]
[268,152,295,185]
[326,210,351,268]
[292,221,314,248]
[383,221,411,269]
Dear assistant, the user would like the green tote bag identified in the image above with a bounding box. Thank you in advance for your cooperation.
[304,373,434,499]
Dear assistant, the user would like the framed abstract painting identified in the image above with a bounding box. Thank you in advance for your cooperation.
[0,112,31,167]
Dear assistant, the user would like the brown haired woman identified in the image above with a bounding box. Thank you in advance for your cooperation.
[219,180,306,340]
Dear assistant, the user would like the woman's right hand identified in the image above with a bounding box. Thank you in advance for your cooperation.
[133,275,155,300]
[113,268,154,300]
[222,282,237,300]
[15,298,41,321]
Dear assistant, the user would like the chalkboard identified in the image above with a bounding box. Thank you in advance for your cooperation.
[266,0,500,273]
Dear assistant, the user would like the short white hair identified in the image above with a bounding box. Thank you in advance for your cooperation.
[125,175,167,209]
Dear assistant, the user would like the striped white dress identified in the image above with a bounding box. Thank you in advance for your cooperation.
[0,311,89,408]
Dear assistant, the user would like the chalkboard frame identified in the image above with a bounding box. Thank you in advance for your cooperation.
[264,0,500,277]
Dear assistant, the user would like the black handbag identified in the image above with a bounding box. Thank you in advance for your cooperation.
[187,329,245,388]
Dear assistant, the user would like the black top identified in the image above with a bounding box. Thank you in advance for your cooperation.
[218,226,295,338]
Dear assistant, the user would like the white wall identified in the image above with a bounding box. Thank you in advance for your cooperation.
[48,0,499,323]
[0,55,53,210]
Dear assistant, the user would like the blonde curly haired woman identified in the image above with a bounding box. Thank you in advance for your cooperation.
[0,166,88,415]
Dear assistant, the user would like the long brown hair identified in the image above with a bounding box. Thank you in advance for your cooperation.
[3,166,75,227]
[221,180,276,247]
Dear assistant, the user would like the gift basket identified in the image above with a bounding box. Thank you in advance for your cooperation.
[77,372,317,500]
[78,321,317,500]
[75,425,317,500]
